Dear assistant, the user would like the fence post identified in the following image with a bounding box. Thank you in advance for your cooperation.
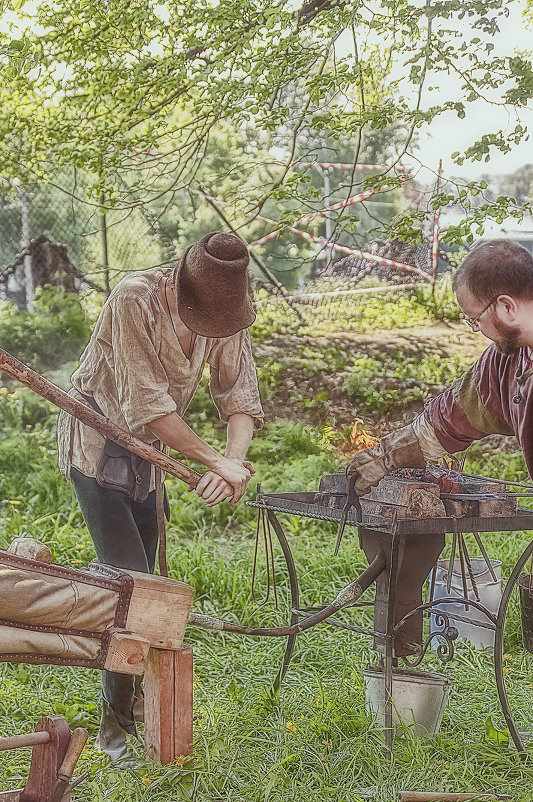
[99,196,111,296]
[15,183,34,311]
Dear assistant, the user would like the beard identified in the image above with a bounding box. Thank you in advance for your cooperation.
[492,320,521,354]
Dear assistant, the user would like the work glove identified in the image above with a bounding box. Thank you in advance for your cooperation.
[346,423,426,496]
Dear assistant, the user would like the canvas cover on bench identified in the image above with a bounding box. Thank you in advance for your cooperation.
[0,550,133,668]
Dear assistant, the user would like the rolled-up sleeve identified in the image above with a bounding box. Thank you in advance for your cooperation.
[207,330,264,428]
[423,361,513,454]
[108,294,177,435]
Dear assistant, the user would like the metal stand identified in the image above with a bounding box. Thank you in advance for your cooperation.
[248,495,533,756]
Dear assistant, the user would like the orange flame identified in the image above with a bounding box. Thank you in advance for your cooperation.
[342,419,380,455]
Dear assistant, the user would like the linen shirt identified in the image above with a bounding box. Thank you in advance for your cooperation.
[57,267,264,483]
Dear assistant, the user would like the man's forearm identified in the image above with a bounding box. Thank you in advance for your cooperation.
[225,413,255,459]
[148,412,224,470]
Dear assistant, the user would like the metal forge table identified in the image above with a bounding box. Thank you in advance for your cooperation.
[248,490,533,756]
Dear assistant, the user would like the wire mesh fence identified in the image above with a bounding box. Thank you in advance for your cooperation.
[0,174,176,306]
[0,170,437,325]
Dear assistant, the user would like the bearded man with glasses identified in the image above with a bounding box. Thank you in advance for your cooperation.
[347,238,533,494]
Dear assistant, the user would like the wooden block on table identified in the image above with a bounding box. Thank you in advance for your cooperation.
[103,630,150,675]
[315,492,346,509]
[318,471,346,493]
[366,480,445,517]
[478,495,517,516]
[443,495,518,518]
[144,646,193,765]
[361,497,446,519]
[366,476,441,504]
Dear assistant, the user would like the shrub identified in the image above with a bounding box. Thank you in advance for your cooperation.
[0,286,92,372]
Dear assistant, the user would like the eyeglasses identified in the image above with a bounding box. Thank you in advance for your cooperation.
[462,297,499,331]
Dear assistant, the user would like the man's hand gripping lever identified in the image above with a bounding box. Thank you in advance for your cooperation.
[194,456,254,507]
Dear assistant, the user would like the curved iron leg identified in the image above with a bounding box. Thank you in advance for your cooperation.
[266,509,300,693]
[494,537,533,759]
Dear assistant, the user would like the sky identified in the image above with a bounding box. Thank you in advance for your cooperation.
[412,0,533,183]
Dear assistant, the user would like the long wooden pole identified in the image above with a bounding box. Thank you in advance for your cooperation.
[0,348,201,489]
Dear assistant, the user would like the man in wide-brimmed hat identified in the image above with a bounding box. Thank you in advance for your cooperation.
[57,231,264,763]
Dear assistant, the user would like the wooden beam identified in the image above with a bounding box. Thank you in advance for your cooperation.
[144,647,193,765]
[126,570,194,651]
[102,630,150,675]
[0,732,50,752]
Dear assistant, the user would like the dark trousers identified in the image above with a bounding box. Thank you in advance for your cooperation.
[70,467,158,731]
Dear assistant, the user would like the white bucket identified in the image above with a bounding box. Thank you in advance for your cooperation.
[363,665,452,738]
[431,557,501,649]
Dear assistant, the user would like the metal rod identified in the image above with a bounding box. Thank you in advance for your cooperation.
[189,550,386,638]
[494,537,533,759]
[457,472,533,490]
[394,597,498,633]
[447,527,457,594]
[384,517,400,756]
[471,530,498,582]
[266,509,300,693]
[460,535,480,602]
[457,533,470,611]
[0,731,51,751]
[292,608,379,638]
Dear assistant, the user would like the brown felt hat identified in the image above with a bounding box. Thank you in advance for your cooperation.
[175,232,255,337]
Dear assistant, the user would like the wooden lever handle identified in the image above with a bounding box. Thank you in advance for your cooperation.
[0,348,201,488]
[56,728,88,781]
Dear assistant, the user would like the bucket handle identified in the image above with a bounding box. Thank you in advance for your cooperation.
[436,568,499,587]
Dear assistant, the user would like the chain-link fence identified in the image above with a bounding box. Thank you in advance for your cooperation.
[0,173,177,307]
[1,170,438,318]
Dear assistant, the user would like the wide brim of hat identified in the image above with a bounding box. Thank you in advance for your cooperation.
[177,289,256,338]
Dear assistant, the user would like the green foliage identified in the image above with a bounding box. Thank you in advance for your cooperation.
[252,285,440,342]
[0,286,92,372]
[343,349,466,414]
[1,0,531,248]
[414,273,463,322]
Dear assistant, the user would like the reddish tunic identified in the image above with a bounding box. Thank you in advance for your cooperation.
[423,345,533,477]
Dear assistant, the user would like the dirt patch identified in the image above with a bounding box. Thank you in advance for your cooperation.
[253,323,487,432]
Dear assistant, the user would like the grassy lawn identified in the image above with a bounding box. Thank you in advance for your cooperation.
[2,284,533,800]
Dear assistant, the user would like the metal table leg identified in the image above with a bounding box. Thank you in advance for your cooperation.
[384,524,401,756]
[494,537,533,759]
[266,509,300,693]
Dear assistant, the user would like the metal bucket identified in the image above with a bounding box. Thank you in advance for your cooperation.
[363,665,452,738]
[431,558,501,649]
[518,575,533,653]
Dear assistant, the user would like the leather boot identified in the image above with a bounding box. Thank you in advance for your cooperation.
[132,676,144,724]
[95,699,136,766]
